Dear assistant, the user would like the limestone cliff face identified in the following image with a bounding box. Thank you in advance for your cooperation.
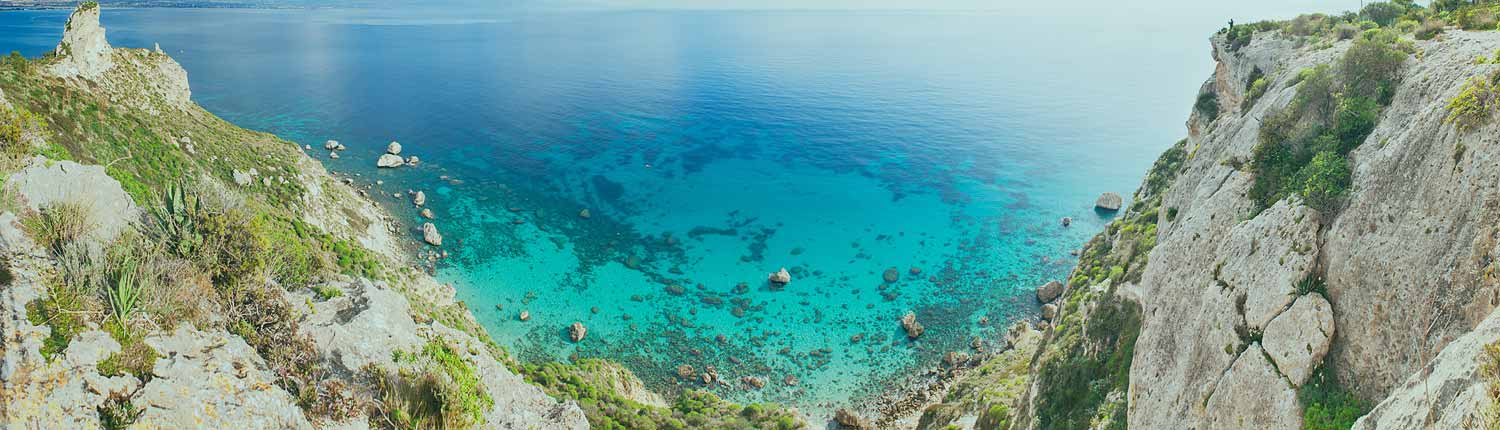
[1125,26,1500,429]
[980,24,1500,430]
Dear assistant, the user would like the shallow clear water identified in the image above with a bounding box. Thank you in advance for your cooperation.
[0,5,1283,410]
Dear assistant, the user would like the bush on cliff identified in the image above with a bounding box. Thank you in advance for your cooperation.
[1446,69,1500,132]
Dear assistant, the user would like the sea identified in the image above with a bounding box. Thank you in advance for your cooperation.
[0,1,1348,412]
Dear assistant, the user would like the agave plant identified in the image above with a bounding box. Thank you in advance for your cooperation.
[107,259,146,324]
[148,183,205,258]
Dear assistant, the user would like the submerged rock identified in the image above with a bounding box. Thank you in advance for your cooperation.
[519,310,531,321]
[568,322,587,342]
[768,267,792,284]
[1061,216,1072,227]
[741,376,765,389]
[579,208,591,219]
[901,311,925,339]
[883,267,900,283]
[421,222,442,246]
[1095,192,1123,211]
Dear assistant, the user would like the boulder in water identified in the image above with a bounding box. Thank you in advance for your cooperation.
[377,154,404,168]
[386,141,402,155]
[421,222,442,246]
[420,208,435,219]
[413,191,426,207]
[768,267,791,284]
[1036,280,1064,303]
[901,311,924,339]
[1095,192,1123,211]
[568,322,587,342]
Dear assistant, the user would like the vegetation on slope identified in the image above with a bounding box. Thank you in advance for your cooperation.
[3,34,805,429]
[520,359,804,430]
[1023,138,1187,430]
[1247,28,1409,214]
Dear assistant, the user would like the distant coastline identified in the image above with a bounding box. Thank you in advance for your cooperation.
[0,1,315,10]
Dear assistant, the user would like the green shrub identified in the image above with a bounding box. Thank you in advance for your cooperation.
[1293,65,1338,120]
[1296,151,1353,212]
[1415,19,1446,40]
[1446,70,1500,132]
[24,202,93,256]
[1195,90,1220,122]
[1244,77,1270,110]
[976,403,1011,430]
[1333,96,1379,152]
[1032,296,1141,430]
[97,393,143,430]
[0,105,40,156]
[1340,32,1407,105]
[374,337,494,430]
[1361,3,1406,27]
[1300,367,1367,430]
[97,319,159,382]
[1457,6,1500,30]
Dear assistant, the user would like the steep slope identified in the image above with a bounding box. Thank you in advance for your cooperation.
[924,8,1500,430]
[0,5,587,429]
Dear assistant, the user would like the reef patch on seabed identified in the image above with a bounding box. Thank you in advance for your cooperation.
[409,147,1097,414]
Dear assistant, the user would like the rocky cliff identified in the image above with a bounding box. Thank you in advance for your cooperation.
[0,5,591,429]
[917,8,1500,430]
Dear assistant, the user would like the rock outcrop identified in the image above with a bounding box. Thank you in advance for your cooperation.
[47,3,114,80]
[1094,192,1123,211]
[1262,293,1335,387]
[7,156,138,247]
[422,222,442,246]
[993,22,1500,430]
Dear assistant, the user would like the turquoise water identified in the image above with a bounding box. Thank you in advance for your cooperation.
[0,5,1279,410]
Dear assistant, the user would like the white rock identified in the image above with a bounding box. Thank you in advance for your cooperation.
[46,3,114,80]
[7,157,139,246]
[414,191,426,207]
[1201,344,1301,430]
[323,139,340,150]
[1216,199,1321,331]
[1095,192,1123,211]
[1351,308,1500,430]
[420,208,435,219]
[136,326,312,429]
[405,155,420,166]
[386,141,402,155]
[1261,293,1334,387]
[768,267,791,284]
[377,154,404,168]
[422,222,442,246]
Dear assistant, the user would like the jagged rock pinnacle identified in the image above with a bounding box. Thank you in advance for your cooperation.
[48,2,114,80]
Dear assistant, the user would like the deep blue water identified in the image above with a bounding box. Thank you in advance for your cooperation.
[0,5,1316,410]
